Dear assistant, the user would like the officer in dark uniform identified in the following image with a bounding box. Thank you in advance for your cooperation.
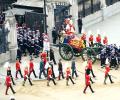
[100,49,107,68]
[7,66,16,85]
[110,52,117,69]
[50,48,56,65]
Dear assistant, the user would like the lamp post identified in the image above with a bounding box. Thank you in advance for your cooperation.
[44,0,47,33]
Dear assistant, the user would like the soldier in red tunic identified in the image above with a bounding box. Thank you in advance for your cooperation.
[22,66,33,86]
[40,52,47,67]
[5,75,16,95]
[29,59,37,78]
[47,66,56,86]
[81,33,86,47]
[83,69,94,94]
[66,67,75,86]
[15,59,23,79]
[96,34,101,43]
[103,36,108,45]
[89,34,94,47]
[87,58,96,78]
[104,64,114,84]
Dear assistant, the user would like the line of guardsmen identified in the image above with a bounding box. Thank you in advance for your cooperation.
[17,26,43,60]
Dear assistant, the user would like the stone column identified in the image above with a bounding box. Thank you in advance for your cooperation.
[100,0,107,8]
[100,0,107,21]
[69,0,79,34]
[46,3,55,43]
[6,11,17,62]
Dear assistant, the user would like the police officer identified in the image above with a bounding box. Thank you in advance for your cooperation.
[50,48,56,65]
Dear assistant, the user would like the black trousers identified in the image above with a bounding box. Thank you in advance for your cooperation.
[39,70,46,79]
[16,70,23,78]
[10,75,15,85]
[47,77,56,86]
[29,70,37,78]
[90,69,96,78]
[66,76,75,85]
[110,59,117,68]
[104,74,113,84]
[89,41,94,47]
[6,85,15,94]
[83,84,94,93]
[50,57,56,65]
[101,58,106,66]
[23,77,33,86]
[78,26,82,34]
[58,70,64,80]
[72,70,78,78]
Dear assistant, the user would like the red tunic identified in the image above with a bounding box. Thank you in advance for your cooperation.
[81,34,86,40]
[89,35,93,42]
[16,62,20,71]
[40,52,47,59]
[48,68,52,79]
[87,59,92,70]
[29,61,34,72]
[85,74,90,85]
[105,65,110,76]
[5,76,11,86]
[66,68,71,78]
[96,36,101,43]
[103,37,108,45]
[24,68,28,78]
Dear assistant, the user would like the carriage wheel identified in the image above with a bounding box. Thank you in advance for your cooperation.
[59,43,74,61]
[81,47,97,64]
[73,48,81,57]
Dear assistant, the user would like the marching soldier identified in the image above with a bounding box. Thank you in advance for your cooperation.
[83,69,94,94]
[87,58,96,78]
[71,58,78,78]
[49,61,56,79]
[7,66,16,85]
[29,59,38,78]
[22,66,33,86]
[66,67,75,86]
[39,58,46,79]
[5,74,16,95]
[103,36,108,45]
[58,59,64,80]
[47,66,56,86]
[81,33,86,47]
[96,34,101,43]
[104,63,114,84]
[89,34,94,47]
[15,59,23,79]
